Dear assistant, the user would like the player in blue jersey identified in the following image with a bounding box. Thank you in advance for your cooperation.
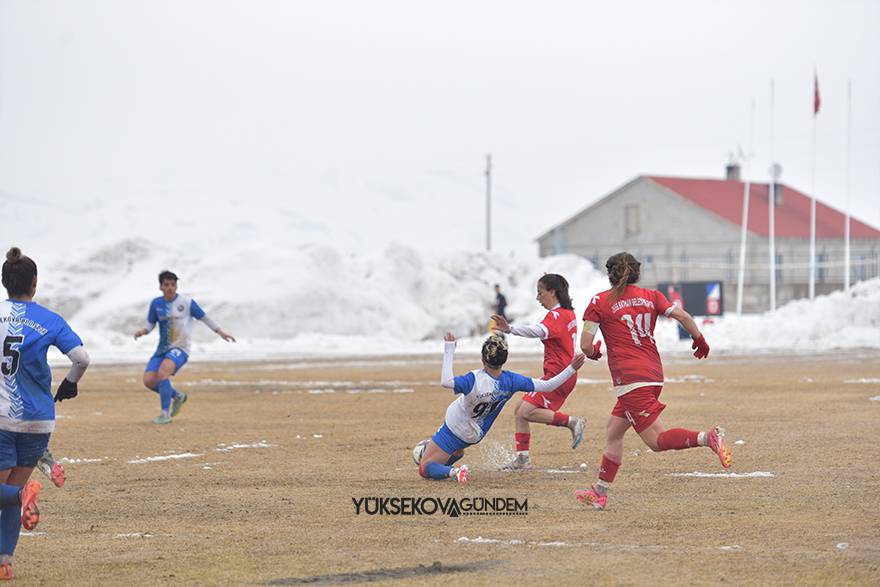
[413,333,586,484]
[0,247,90,580]
[133,271,234,425]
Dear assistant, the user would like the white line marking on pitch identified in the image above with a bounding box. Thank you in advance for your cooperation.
[128,441,277,464]
[670,471,774,478]
[215,441,275,452]
[456,536,748,553]
[128,452,205,464]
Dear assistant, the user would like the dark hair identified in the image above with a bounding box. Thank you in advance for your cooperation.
[538,273,573,310]
[158,270,179,284]
[605,252,641,299]
[2,247,37,298]
[481,334,508,369]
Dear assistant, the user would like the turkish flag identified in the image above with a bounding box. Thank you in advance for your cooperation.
[814,73,821,115]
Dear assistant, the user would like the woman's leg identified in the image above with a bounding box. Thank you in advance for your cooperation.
[639,419,731,468]
[0,466,37,565]
[418,440,455,480]
[596,416,631,492]
[576,415,630,509]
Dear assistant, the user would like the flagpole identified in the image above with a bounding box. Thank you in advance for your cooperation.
[736,100,755,315]
[844,79,852,290]
[809,70,818,299]
[769,80,777,312]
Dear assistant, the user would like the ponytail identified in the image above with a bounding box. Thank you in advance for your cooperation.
[605,252,640,300]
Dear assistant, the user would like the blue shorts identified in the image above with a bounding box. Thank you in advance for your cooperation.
[145,347,189,374]
[0,430,51,470]
[431,422,473,455]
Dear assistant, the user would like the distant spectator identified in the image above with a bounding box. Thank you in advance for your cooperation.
[493,284,508,320]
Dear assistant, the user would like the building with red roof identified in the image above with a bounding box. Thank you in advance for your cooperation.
[537,165,880,312]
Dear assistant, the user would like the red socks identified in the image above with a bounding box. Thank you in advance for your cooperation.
[515,433,531,452]
[598,453,620,484]
[550,411,570,427]
[656,428,700,451]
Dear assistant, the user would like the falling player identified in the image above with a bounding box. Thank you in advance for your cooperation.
[490,274,599,469]
[574,252,730,510]
[133,270,235,424]
[414,333,586,484]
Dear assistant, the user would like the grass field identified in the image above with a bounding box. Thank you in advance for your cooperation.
[14,351,880,585]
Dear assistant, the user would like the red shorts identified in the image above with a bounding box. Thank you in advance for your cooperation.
[522,373,577,411]
[611,385,666,433]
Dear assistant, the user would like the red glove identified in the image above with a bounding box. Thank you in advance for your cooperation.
[691,335,710,359]
[586,340,603,361]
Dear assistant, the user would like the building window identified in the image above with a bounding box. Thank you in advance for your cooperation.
[625,205,640,236]
[776,253,784,284]
[817,252,827,283]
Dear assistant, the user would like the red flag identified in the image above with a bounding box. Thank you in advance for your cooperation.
[813,72,821,115]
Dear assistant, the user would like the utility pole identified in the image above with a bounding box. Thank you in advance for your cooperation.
[485,154,492,251]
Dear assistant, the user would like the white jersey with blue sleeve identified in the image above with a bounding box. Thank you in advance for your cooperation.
[0,300,83,433]
[439,341,576,444]
[145,294,217,355]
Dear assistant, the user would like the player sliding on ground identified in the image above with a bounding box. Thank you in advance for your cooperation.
[490,274,590,470]
[413,333,586,484]
[574,252,731,511]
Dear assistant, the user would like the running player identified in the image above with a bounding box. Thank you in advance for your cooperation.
[491,274,599,469]
[574,252,730,510]
[133,270,235,424]
[414,333,586,484]
[0,247,90,579]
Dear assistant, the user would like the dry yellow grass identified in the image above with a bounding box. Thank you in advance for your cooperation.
[13,351,880,585]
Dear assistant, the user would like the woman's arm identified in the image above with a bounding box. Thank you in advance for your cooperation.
[530,353,586,392]
[440,333,456,389]
[491,314,547,339]
[55,346,90,402]
[668,306,710,359]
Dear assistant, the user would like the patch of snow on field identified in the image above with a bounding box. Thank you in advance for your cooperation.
[846,378,880,384]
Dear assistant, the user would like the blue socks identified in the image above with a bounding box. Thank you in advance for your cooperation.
[0,486,18,509]
[157,379,176,412]
[0,487,21,556]
[424,462,452,480]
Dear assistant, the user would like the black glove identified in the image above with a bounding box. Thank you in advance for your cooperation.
[54,379,78,402]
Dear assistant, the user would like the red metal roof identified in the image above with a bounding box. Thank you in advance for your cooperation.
[646,176,880,239]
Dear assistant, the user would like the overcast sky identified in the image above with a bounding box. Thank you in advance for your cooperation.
[1,0,878,252]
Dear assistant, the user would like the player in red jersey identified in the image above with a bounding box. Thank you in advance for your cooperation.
[574,252,730,510]
[491,274,591,470]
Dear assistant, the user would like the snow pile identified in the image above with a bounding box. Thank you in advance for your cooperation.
[696,278,880,352]
[6,195,879,362]
[14,193,607,361]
